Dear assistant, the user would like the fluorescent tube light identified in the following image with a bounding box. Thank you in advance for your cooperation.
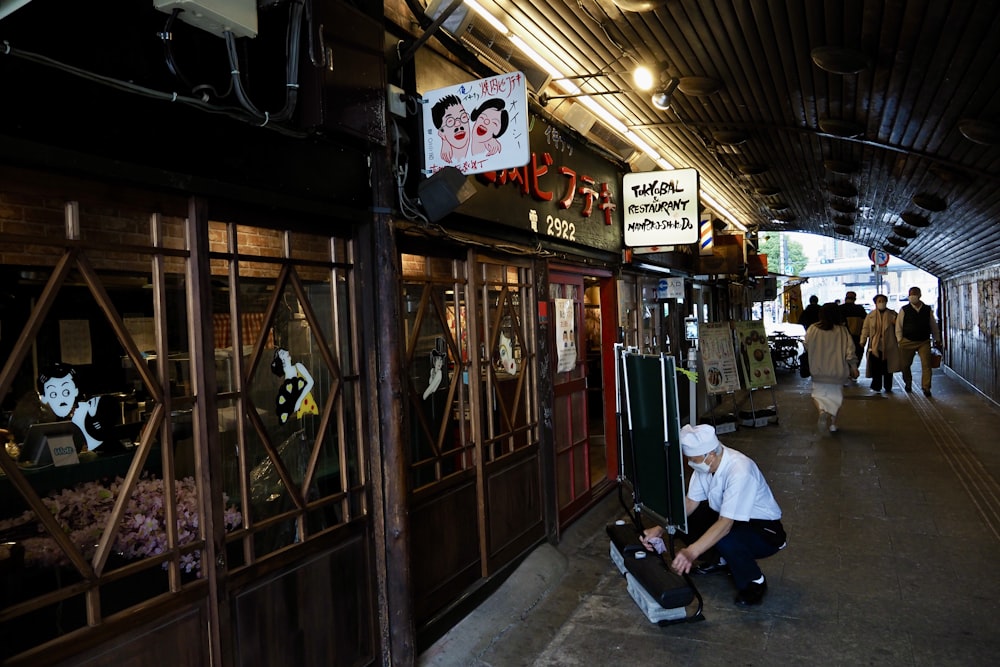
[462,0,510,35]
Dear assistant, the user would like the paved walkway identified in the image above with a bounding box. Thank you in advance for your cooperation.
[420,361,1000,666]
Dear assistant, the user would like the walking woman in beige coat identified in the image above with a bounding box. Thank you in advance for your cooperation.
[859,294,901,393]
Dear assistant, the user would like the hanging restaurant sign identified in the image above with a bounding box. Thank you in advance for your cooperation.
[622,169,700,247]
[421,71,530,176]
[453,117,624,253]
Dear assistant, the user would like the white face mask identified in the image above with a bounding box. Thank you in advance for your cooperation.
[688,454,712,474]
[908,295,920,305]
[876,303,887,311]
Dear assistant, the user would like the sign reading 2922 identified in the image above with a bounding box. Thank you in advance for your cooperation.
[529,209,576,241]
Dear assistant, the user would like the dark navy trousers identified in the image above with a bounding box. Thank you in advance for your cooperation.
[682,504,786,590]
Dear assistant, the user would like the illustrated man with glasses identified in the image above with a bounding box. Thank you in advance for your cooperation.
[431,94,471,164]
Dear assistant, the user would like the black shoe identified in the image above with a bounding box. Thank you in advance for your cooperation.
[885,388,893,394]
[904,383,912,392]
[693,560,729,575]
[735,579,767,606]
[923,389,932,397]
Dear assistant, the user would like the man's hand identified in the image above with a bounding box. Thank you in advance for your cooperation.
[671,546,698,575]
[640,525,665,552]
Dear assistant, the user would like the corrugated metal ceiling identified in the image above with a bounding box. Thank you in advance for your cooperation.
[413,0,1000,278]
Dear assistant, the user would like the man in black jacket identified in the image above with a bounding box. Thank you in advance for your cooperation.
[895,286,943,396]
[838,291,867,371]
[798,295,821,331]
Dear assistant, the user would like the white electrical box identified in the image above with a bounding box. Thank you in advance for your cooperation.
[153,0,258,39]
[0,0,34,21]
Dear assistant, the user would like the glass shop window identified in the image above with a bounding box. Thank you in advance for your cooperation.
[0,191,210,656]
[209,224,363,565]
[475,257,538,462]
[401,253,474,492]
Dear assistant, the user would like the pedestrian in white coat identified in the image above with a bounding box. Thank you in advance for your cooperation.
[804,303,859,433]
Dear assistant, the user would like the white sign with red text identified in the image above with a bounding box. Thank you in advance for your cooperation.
[422,72,530,176]
[623,169,699,247]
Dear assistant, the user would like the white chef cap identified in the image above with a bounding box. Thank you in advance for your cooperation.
[679,424,722,457]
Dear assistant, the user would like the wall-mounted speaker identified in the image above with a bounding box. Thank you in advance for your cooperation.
[418,166,478,221]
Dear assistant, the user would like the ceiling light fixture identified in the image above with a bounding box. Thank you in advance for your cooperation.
[677,76,722,96]
[462,0,510,35]
[810,46,871,74]
[508,35,567,84]
[538,89,626,107]
[611,0,668,12]
[632,62,670,91]
[651,77,680,110]
[958,118,1000,145]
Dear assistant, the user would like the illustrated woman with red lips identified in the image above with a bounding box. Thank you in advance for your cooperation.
[470,98,509,157]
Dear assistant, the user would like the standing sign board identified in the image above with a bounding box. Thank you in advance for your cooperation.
[699,322,741,395]
[623,169,699,247]
[421,72,530,176]
[732,320,776,389]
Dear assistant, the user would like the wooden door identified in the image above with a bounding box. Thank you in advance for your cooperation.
[549,270,592,524]
[400,252,481,623]
[401,251,543,625]
[473,256,543,573]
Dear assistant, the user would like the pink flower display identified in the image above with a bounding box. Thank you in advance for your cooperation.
[0,475,242,578]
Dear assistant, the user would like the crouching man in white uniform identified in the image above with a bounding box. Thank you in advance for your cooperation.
[642,424,786,606]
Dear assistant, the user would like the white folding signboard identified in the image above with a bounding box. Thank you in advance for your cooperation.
[622,169,699,247]
[421,71,530,176]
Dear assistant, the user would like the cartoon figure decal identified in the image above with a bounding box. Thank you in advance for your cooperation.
[270,348,318,425]
[423,337,448,400]
[37,361,106,451]
[497,331,519,376]
[422,72,529,176]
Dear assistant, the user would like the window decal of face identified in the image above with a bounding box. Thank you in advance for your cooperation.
[39,370,80,419]
[37,361,105,451]
[497,331,519,375]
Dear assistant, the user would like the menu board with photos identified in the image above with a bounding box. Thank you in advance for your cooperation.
[699,322,741,395]
[732,320,777,389]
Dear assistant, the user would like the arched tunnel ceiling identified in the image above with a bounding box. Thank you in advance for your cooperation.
[437,0,1000,279]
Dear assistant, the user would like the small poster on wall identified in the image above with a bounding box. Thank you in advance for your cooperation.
[555,298,577,373]
[59,319,92,366]
[699,322,741,395]
[732,320,776,389]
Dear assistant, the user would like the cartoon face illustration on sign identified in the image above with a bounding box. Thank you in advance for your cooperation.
[497,331,519,375]
[470,98,509,157]
[431,94,471,165]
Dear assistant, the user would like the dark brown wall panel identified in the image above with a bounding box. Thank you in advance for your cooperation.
[62,605,209,667]
[485,449,544,571]
[233,538,376,667]
[409,474,481,622]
